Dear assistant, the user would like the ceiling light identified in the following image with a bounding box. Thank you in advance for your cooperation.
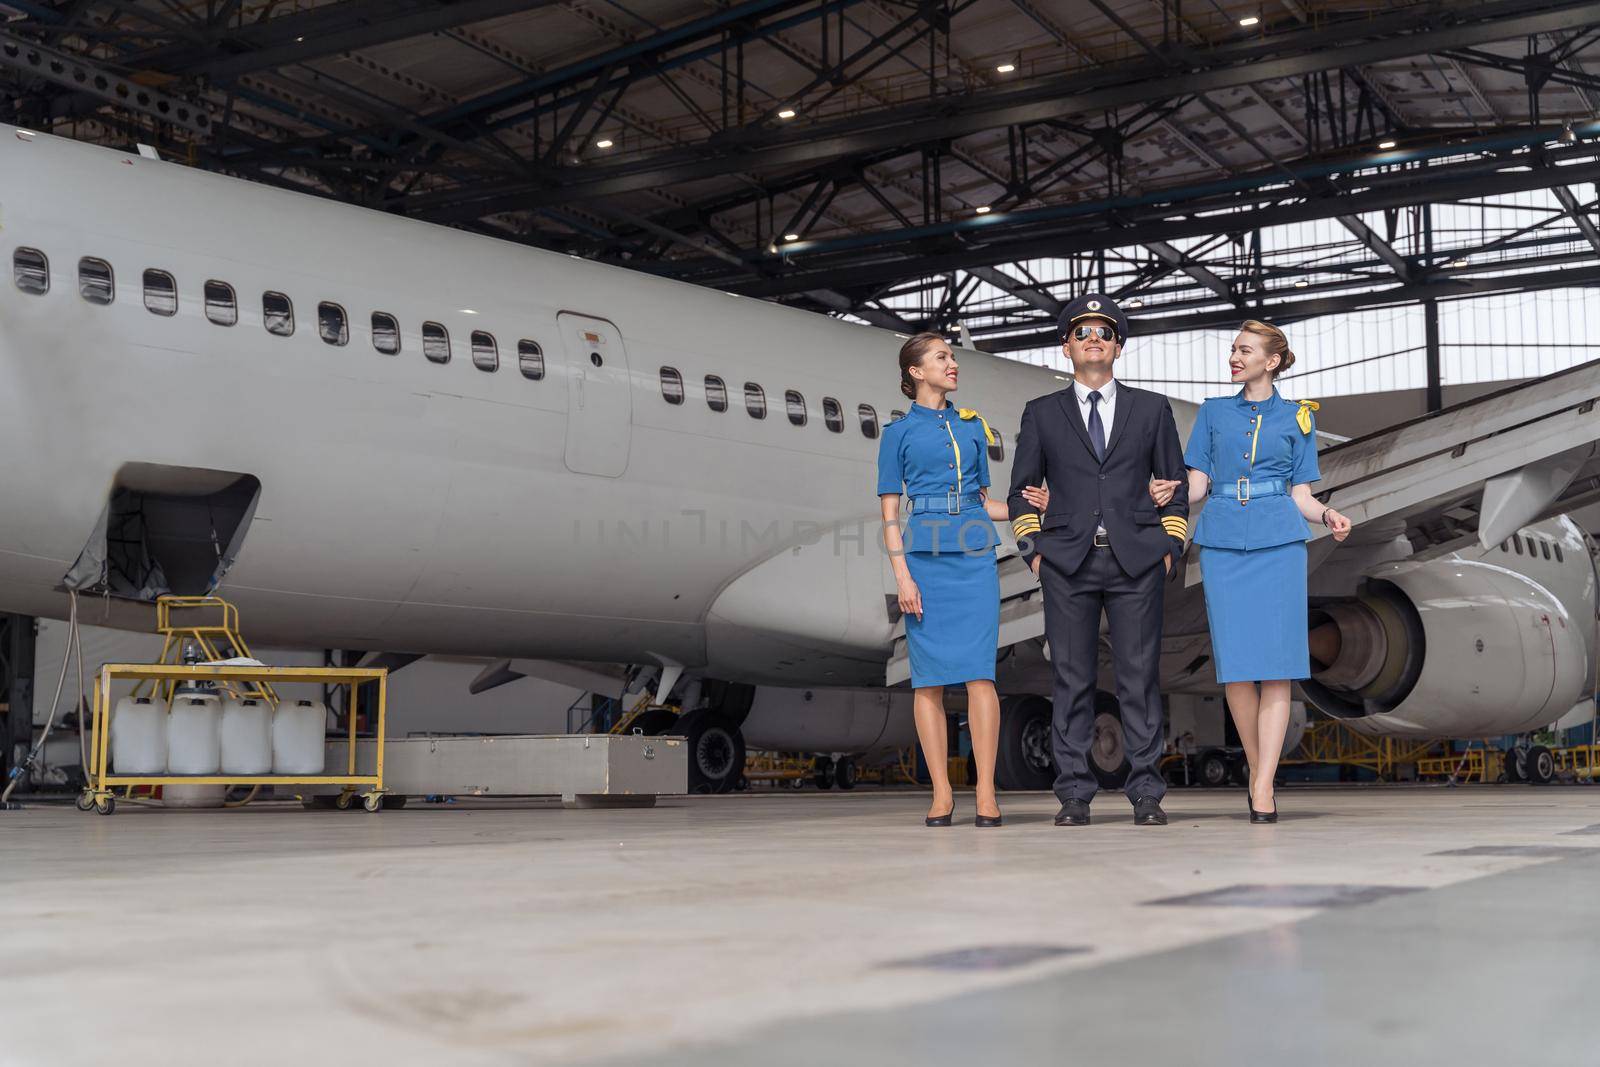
[784,233,800,241]
[1294,279,1309,288]
[595,138,613,148]
[996,62,1016,73]
[1124,299,1143,308]
[975,205,991,214]
[1238,16,1259,27]
[777,108,796,119]
[1378,139,1397,150]
[1449,258,1468,268]
[460,308,478,315]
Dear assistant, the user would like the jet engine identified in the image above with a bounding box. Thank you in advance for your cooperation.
[1300,557,1590,737]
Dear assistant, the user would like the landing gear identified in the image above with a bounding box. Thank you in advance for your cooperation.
[812,756,836,790]
[995,695,1055,791]
[1088,692,1131,791]
[1196,749,1232,788]
[1524,745,1555,785]
[834,757,858,791]
[1504,747,1526,783]
[675,709,747,794]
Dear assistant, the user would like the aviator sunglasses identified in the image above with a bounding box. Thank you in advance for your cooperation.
[1070,324,1118,343]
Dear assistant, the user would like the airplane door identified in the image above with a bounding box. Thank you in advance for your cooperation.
[556,312,633,477]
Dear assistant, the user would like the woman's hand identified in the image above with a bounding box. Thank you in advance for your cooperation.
[897,575,923,621]
[1324,508,1353,542]
[1020,484,1049,511]
[1149,478,1181,507]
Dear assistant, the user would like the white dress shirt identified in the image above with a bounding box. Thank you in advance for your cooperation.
[1073,378,1117,535]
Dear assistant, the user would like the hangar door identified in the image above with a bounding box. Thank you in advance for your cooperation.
[556,312,633,478]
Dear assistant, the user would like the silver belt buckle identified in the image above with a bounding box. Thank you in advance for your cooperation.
[946,490,960,514]
[1236,477,1251,503]
[1093,532,1110,548]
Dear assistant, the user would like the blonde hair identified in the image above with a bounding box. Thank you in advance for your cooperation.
[1239,319,1296,379]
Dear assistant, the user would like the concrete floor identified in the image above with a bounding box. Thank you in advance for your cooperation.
[4,786,1597,1066]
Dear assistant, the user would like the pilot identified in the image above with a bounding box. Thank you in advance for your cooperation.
[1179,319,1352,823]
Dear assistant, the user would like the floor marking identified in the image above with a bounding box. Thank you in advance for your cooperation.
[1430,844,1600,857]
[879,945,1090,972]
[1147,884,1421,909]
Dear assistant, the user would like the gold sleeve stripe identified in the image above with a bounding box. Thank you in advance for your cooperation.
[1012,517,1042,537]
[1161,517,1188,536]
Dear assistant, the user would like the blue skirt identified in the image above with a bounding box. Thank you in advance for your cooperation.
[903,550,1000,688]
[1198,541,1309,683]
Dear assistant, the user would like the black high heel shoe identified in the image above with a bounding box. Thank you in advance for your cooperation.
[1248,792,1278,824]
[974,812,1003,828]
[926,803,954,827]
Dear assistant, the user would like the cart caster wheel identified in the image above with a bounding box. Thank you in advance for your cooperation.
[334,791,355,810]
[93,796,116,816]
[363,793,383,813]
[75,791,95,812]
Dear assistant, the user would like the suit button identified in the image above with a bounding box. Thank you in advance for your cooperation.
[1250,404,1258,411]
[1098,474,1106,480]
[1092,508,1101,516]
[1243,453,1250,459]
[948,463,954,468]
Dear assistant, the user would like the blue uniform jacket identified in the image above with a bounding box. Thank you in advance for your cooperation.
[1184,388,1321,550]
[876,401,999,554]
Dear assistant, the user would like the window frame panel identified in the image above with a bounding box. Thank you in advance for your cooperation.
[262,290,294,336]
[422,320,451,364]
[317,301,349,346]
[78,256,114,305]
[517,339,545,380]
[471,330,499,372]
[204,280,237,326]
[13,247,49,295]
[142,268,177,316]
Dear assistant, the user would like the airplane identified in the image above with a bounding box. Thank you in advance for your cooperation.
[4,124,1599,794]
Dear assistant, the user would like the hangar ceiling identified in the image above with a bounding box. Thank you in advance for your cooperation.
[1,0,1598,343]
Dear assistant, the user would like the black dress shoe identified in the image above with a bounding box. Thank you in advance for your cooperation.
[1132,796,1167,826]
[975,813,1003,828]
[926,807,954,827]
[1054,799,1090,826]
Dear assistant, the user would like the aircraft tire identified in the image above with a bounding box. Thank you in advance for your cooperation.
[1196,749,1231,788]
[995,696,1055,791]
[676,709,747,794]
[1524,745,1555,785]
[1088,691,1132,792]
[813,756,836,790]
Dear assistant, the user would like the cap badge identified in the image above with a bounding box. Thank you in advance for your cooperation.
[1087,300,1101,311]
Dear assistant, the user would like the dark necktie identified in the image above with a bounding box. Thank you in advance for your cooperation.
[1087,390,1106,461]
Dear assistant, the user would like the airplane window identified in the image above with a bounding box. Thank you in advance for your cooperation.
[262,291,294,336]
[78,257,113,305]
[889,410,905,423]
[318,302,348,346]
[1555,544,1565,563]
[204,280,236,326]
[1513,536,1523,555]
[13,247,48,294]
[705,375,728,412]
[471,331,498,372]
[745,383,767,419]
[822,397,843,433]
[422,321,450,364]
[518,340,544,380]
[372,312,400,354]
[786,390,807,426]
[1541,540,1552,560]
[660,367,684,404]
[988,430,1005,463]
[142,269,177,316]
[858,403,879,440]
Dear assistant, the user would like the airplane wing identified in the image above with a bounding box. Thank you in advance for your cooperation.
[885,358,1600,686]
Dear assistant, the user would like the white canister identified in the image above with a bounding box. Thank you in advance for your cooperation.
[167,692,222,774]
[220,696,273,775]
[110,695,167,774]
[272,699,326,775]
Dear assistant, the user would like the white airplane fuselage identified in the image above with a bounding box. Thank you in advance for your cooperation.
[0,127,1593,739]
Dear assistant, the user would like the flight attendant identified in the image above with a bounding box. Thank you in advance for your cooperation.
[1180,320,1353,822]
[877,333,1023,828]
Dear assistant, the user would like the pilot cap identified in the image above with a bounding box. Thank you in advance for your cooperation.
[1058,293,1129,343]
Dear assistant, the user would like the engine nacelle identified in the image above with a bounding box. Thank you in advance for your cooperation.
[1301,557,1589,737]
[741,686,916,754]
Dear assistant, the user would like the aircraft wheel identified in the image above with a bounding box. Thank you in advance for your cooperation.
[1088,692,1132,791]
[675,710,746,794]
[1524,745,1555,785]
[1504,747,1526,783]
[813,757,836,790]
[835,757,858,791]
[995,696,1055,791]
[1196,749,1231,788]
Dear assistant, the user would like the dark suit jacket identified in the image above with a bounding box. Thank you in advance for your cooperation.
[1007,383,1190,577]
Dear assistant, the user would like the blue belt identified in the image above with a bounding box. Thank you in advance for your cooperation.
[909,491,984,514]
[1213,477,1286,502]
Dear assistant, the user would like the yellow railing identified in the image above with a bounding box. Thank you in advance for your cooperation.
[1283,720,1439,778]
[135,595,278,707]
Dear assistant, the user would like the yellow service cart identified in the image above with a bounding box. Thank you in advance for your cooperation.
[80,663,387,816]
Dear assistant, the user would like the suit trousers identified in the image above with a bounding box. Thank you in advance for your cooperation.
[1038,543,1167,805]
